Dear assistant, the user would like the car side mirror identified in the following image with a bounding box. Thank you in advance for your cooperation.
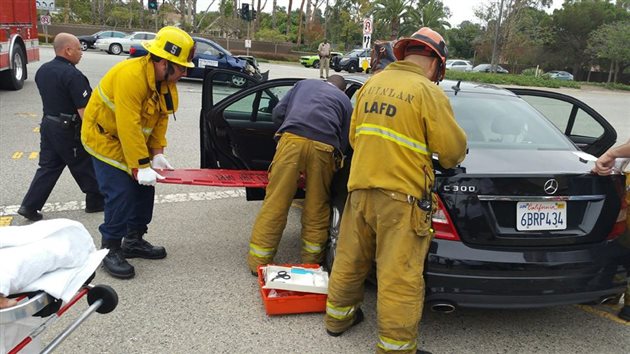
[218,52,224,58]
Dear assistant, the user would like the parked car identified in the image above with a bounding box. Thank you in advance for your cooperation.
[129,37,267,86]
[545,70,574,81]
[77,30,127,51]
[95,31,156,55]
[472,63,509,74]
[299,52,342,68]
[445,59,473,71]
[199,69,629,310]
[333,48,372,73]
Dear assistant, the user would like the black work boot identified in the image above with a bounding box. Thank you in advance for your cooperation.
[326,308,364,337]
[101,239,135,279]
[619,305,630,321]
[122,230,167,259]
[17,206,43,221]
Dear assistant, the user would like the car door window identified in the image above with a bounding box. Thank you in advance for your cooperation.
[198,42,221,56]
[145,34,155,40]
[223,85,293,122]
[114,32,126,38]
[520,96,605,139]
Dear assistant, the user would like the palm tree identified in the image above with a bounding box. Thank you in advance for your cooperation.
[370,0,414,40]
[404,0,451,35]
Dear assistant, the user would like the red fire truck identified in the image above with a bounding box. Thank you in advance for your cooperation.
[0,0,40,90]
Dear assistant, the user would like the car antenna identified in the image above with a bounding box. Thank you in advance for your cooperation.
[452,80,462,95]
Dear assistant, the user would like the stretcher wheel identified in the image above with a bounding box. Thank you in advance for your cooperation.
[87,285,118,314]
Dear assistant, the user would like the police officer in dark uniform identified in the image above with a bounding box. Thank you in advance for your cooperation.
[18,33,103,221]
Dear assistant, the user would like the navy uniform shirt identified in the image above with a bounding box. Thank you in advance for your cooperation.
[272,79,353,153]
[35,56,91,117]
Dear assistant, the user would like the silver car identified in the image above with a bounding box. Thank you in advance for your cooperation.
[445,59,473,71]
[94,31,156,55]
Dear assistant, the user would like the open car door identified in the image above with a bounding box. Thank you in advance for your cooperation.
[507,88,617,157]
[200,69,302,197]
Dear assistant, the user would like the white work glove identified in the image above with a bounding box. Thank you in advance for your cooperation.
[151,153,173,169]
[137,167,164,186]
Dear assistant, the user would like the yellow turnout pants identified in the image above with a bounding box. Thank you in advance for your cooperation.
[247,133,336,272]
[325,188,432,353]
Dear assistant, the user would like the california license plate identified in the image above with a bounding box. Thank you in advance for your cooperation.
[516,201,567,231]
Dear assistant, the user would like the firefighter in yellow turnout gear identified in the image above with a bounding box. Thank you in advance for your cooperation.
[324,28,467,354]
[247,75,353,273]
[82,26,195,279]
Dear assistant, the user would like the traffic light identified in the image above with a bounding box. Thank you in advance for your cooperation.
[148,0,158,10]
[251,10,257,20]
[241,3,250,21]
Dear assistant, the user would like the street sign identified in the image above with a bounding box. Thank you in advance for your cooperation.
[244,39,251,48]
[362,35,371,50]
[40,15,52,25]
[36,1,55,11]
[363,18,373,36]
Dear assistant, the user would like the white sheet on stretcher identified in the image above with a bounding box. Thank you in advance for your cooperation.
[0,219,107,303]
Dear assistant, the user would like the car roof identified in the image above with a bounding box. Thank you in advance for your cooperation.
[342,75,517,97]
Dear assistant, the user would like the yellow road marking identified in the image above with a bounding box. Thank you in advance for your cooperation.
[575,304,630,325]
[33,126,40,132]
[12,152,23,159]
[15,112,38,118]
[29,152,39,159]
[0,216,12,227]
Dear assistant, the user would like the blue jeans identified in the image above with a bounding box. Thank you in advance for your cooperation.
[92,158,154,241]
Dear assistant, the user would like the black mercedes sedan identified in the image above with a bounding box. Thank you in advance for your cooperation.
[199,69,629,310]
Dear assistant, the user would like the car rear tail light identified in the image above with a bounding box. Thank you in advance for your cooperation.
[129,47,136,55]
[606,192,627,240]
[432,196,461,241]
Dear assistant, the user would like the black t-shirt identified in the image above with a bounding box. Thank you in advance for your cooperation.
[35,56,92,116]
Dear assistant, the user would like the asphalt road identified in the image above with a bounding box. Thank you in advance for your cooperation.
[0,48,628,354]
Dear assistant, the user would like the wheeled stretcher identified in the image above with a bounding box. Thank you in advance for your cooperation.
[0,219,117,354]
[1,283,118,354]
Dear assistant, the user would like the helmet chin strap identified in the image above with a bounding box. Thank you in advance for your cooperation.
[159,60,177,120]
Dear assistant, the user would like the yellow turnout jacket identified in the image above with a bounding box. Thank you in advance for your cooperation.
[81,55,178,173]
[348,60,467,199]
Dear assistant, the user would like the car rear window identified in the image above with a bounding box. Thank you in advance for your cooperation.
[447,93,575,151]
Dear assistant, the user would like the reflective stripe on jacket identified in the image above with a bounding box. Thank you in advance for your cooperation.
[81,55,178,173]
[347,60,467,199]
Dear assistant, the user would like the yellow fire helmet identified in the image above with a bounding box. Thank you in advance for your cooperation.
[142,26,195,68]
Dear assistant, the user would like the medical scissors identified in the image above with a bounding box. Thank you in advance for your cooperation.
[270,270,291,282]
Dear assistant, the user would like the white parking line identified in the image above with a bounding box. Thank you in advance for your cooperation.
[0,189,246,216]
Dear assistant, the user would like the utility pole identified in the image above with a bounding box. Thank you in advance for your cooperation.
[490,0,504,74]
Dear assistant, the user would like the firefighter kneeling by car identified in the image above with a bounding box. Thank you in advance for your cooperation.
[81,26,195,279]
[324,27,467,354]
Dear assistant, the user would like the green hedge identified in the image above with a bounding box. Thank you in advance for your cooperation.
[444,70,581,89]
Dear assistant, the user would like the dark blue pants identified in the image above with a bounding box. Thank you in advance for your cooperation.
[92,158,154,241]
[21,118,101,211]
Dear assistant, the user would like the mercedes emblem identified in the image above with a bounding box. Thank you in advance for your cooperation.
[544,179,559,195]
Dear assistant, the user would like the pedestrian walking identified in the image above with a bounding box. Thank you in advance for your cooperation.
[81,26,195,279]
[18,33,104,222]
[324,27,467,354]
[247,75,353,274]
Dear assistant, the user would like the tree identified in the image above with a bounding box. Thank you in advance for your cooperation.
[547,0,622,77]
[371,0,413,40]
[296,0,307,44]
[587,20,630,82]
[446,21,483,60]
[404,0,451,35]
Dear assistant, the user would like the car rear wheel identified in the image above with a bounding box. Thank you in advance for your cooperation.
[230,75,247,88]
[0,44,26,90]
[80,40,88,51]
[347,62,358,73]
[313,60,320,69]
[109,43,123,55]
